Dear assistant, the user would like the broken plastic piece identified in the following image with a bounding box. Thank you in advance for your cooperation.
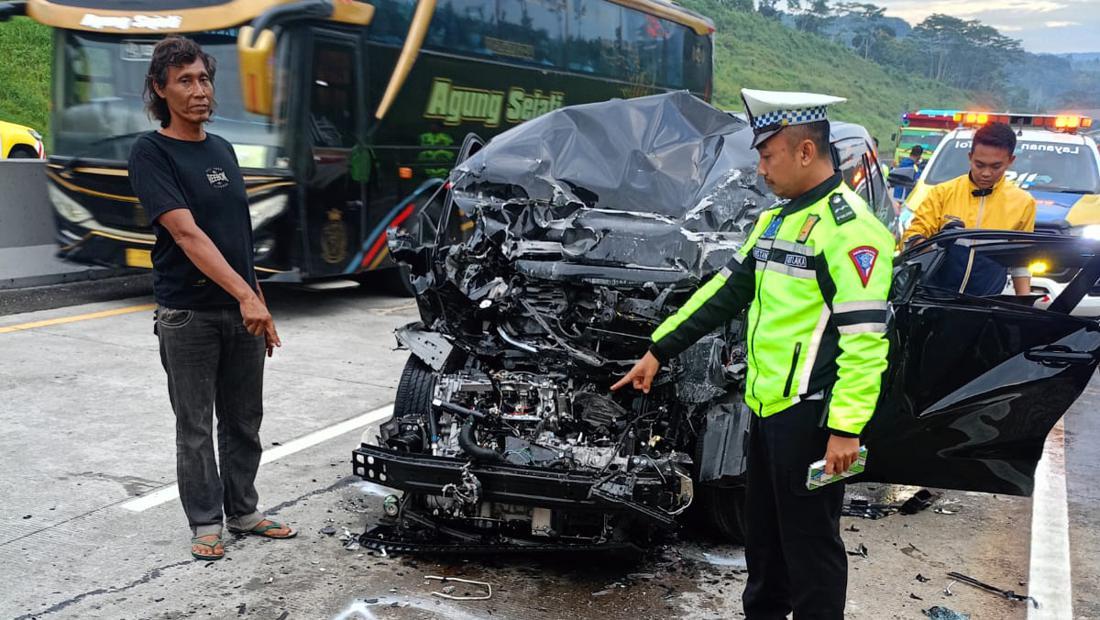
[923,606,970,620]
[846,543,869,557]
[945,572,1039,608]
[899,489,939,515]
[425,575,492,601]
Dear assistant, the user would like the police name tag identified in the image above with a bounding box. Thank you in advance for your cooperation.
[806,446,868,490]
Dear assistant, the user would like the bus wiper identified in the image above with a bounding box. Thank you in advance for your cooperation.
[61,130,151,174]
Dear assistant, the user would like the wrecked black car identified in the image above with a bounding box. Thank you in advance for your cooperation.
[353,92,1100,553]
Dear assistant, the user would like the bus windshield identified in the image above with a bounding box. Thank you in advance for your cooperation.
[53,30,283,167]
[926,137,1100,193]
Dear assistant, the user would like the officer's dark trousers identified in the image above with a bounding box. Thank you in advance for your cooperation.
[742,400,847,619]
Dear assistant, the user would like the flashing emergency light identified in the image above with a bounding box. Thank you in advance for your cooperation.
[1028,260,1049,275]
[951,111,1092,133]
[901,110,961,129]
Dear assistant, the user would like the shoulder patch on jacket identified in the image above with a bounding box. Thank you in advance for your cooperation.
[829,193,856,225]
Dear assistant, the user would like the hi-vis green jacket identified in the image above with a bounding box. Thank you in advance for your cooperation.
[649,173,895,436]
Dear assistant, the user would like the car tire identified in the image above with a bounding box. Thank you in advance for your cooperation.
[696,482,748,544]
[7,145,38,159]
[394,356,436,420]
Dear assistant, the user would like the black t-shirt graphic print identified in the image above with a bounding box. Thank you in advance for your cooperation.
[129,131,257,309]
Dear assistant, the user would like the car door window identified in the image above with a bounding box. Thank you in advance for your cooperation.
[864,232,1100,495]
[835,138,869,200]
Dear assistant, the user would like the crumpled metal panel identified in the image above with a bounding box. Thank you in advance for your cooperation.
[448,91,769,284]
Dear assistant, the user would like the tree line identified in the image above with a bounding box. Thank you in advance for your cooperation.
[715,0,1100,111]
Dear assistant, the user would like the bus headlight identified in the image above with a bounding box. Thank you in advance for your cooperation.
[48,185,94,224]
[249,194,288,230]
[1081,225,1100,240]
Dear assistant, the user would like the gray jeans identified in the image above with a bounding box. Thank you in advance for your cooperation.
[157,305,266,537]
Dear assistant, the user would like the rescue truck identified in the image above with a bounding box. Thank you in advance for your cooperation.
[890,109,959,164]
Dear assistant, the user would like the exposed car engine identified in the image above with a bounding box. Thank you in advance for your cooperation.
[354,93,769,552]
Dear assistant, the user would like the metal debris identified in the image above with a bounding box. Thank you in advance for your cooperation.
[321,526,337,536]
[846,543,869,557]
[425,575,492,601]
[842,499,896,519]
[923,606,970,620]
[899,489,940,515]
[945,571,1039,608]
[916,574,931,583]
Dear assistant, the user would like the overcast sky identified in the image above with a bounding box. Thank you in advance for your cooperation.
[861,0,1100,54]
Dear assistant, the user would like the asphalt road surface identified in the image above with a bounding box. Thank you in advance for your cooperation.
[0,283,1096,619]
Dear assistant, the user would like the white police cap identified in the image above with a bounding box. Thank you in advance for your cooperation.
[740,88,847,149]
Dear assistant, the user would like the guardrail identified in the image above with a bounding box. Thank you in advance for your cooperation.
[0,160,54,249]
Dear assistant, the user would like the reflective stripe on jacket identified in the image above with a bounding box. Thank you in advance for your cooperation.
[650,174,895,436]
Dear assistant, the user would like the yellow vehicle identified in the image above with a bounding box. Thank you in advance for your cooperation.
[891,109,957,164]
[895,112,1097,236]
[0,119,45,159]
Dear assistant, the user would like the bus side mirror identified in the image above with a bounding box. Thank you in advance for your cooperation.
[238,26,276,116]
[236,0,374,117]
[375,0,436,122]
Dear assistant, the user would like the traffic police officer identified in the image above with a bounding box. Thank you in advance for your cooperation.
[614,89,895,619]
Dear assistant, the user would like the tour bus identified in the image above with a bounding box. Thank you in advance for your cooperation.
[9,0,714,289]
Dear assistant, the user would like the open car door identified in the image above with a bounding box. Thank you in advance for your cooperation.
[863,230,1100,495]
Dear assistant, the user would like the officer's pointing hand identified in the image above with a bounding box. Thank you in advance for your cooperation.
[611,352,660,394]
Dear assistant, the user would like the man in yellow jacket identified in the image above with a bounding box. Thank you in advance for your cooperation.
[902,123,1036,295]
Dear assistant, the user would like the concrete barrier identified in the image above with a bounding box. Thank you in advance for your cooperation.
[0,159,54,249]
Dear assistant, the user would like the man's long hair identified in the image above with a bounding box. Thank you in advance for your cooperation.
[143,37,217,128]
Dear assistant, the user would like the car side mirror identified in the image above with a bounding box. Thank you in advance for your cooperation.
[890,133,896,142]
[888,166,917,189]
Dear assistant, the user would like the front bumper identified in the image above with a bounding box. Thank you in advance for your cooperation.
[352,444,679,527]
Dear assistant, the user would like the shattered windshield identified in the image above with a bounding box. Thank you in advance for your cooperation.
[448,92,770,280]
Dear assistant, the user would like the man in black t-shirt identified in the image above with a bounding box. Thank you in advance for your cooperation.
[129,37,295,561]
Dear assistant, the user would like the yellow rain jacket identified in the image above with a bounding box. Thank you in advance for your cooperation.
[902,173,1036,242]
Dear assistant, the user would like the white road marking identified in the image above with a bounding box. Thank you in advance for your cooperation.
[1028,420,1073,619]
[121,404,395,513]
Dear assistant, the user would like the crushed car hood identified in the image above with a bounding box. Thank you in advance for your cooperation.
[447,91,769,284]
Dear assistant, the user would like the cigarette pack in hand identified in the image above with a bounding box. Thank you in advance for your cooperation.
[806,446,868,490]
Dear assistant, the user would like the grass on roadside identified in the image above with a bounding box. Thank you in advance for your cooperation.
[0,17,51,139]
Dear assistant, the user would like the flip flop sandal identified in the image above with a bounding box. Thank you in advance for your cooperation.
[229,520,297,539]
[190,535,225,561]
